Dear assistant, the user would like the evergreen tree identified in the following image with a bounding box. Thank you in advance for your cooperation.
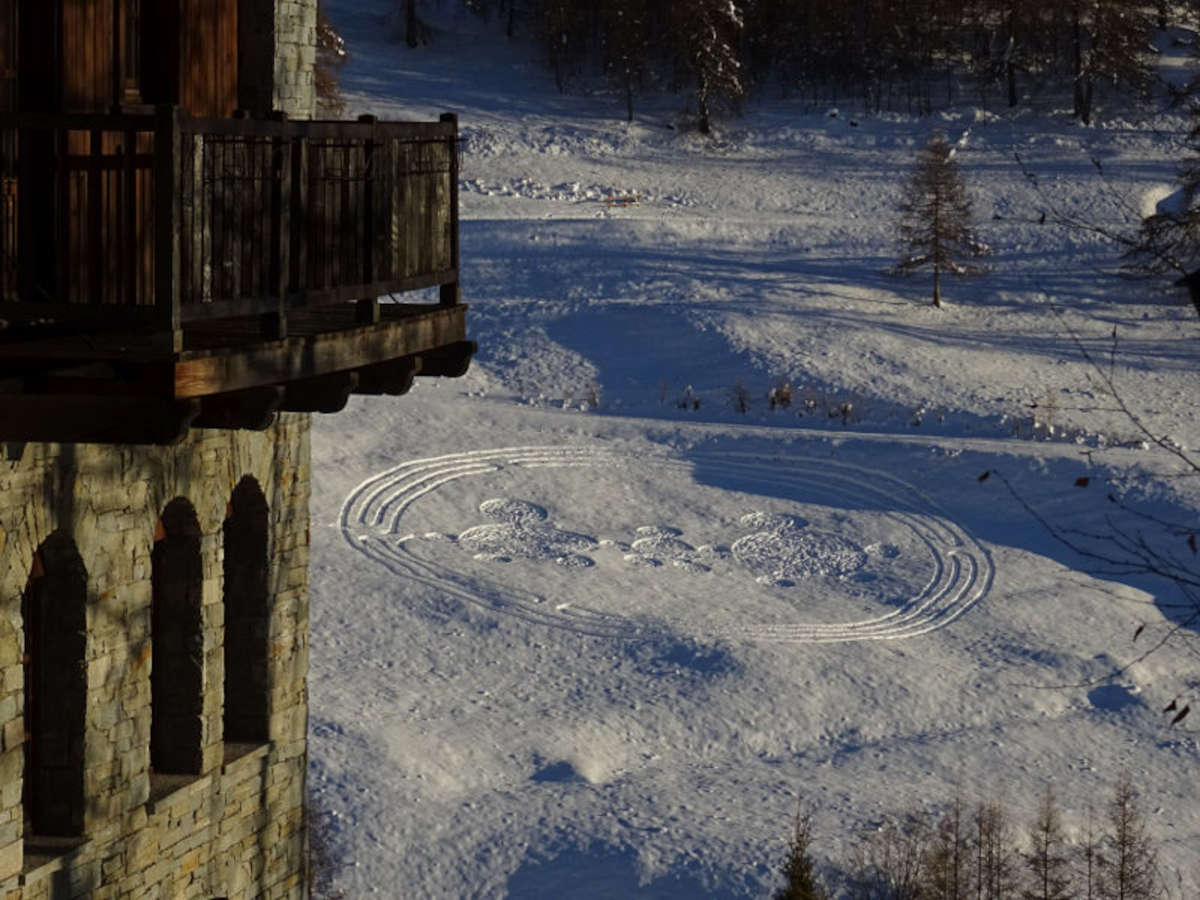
[775,804,829,900]
[670,0,745,133]
[893,131,986,307]
[967,0,1047,107]
[742,0,805,88]
[1022,785,1072,900]
[603,0,650,121]
[542,0,587,92]
[1069,0,1152,124]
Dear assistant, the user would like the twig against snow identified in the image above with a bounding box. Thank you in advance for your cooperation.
[1044,306,1200,476]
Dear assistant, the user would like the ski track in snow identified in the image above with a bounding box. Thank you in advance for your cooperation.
[340,445,994,643]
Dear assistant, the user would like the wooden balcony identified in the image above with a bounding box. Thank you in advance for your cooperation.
[0,106,473,444]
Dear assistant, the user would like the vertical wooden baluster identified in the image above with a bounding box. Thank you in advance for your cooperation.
[153,104,182,351]
[439,113,460,306]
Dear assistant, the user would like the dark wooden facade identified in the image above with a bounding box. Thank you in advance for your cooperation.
[0,2,472,444]
[1,0,236,117]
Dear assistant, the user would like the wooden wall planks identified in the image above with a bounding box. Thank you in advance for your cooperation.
[180,0,237,117]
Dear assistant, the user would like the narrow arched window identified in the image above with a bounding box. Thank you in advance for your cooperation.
[151,498,204,775]
[223,476,270,744]
[22,533,87,836]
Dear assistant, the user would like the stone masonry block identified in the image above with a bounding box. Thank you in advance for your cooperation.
[0,840,22,883]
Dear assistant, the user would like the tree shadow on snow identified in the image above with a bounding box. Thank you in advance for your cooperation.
[505,843,748,900]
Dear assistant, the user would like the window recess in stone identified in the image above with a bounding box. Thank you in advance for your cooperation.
[21,533,87,847]
[150,498,205,779]
[223,476,271,744]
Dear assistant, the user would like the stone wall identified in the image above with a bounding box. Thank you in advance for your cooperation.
[273,0,318,119]
[0,414,311,899]
[238,0,318,118]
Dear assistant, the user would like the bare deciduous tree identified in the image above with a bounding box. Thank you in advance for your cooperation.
[924,791,970,900]
[974,798,1017,900]
[845,814,930,900]
[1023,785,1072,900]
[1097,772,1160,900]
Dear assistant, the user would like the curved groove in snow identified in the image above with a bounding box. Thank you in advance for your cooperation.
[340,446,995,643]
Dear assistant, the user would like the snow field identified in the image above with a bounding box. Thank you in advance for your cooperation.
[310,3,1200,897]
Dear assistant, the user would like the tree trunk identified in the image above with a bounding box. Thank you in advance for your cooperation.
[932,266,942,307]
[1005,16,1018,107]
[406,0,418,48]
[1072,5,1088,122]
[1184,270,1200,318]
[1079,78,1093,125]
[625,79,634,122]
[1080,4,1089,117]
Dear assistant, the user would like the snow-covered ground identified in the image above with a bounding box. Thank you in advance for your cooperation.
[308,4,1200,897]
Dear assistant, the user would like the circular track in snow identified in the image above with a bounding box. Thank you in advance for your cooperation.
[340,446,994,643]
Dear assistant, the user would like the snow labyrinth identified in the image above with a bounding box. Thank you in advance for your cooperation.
[340,446,995,643]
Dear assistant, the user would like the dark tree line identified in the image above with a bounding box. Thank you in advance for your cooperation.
[432,0,1167,127]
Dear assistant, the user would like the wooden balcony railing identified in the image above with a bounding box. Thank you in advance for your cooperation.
[0,105,460,348]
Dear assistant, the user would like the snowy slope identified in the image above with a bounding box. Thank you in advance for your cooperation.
[308,4,1200,897]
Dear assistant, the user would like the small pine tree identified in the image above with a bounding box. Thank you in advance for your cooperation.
[1023,784,1072,900]
[1096,772,1159,900]
[775,804,829,900]
[894,132,986,307]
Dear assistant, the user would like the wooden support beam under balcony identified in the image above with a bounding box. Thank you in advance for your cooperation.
[0,395,202,444]
[0,304,474,443]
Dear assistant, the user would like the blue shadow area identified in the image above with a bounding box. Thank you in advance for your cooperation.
[1087,684,1144,712]
[681,435,1199,641]
[531,760,586,784]
[546,304,761,400]
[506,844,749,899]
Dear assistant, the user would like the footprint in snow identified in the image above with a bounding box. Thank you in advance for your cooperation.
[457,497,597,568]
[731,511,868,587]
[622,525,718,574]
